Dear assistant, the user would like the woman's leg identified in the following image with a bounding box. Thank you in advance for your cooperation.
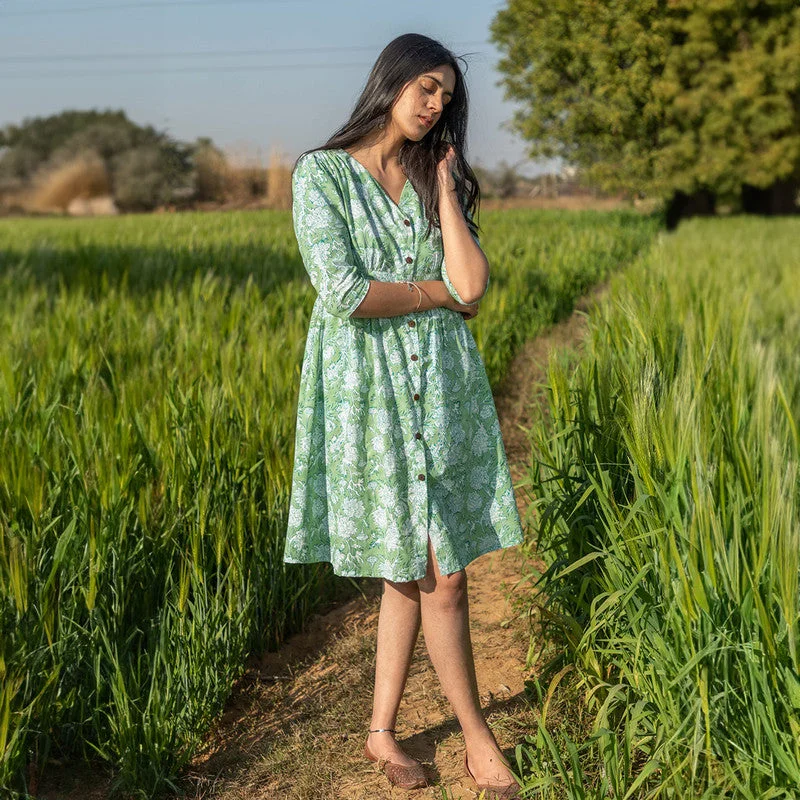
[366,577,423,766]
[416,536,517,785]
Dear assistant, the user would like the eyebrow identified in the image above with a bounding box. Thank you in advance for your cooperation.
[422,74,454,98]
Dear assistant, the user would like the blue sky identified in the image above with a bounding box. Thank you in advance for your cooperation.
[0,0,561,176]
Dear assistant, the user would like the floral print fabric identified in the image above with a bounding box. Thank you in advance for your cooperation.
[283,148,524,581]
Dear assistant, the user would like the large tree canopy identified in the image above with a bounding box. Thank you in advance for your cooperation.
[490,0,800,204]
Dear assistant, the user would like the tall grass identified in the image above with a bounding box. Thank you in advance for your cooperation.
[0,207,658,796]
[471,208,659,390]
[520,216,800,798]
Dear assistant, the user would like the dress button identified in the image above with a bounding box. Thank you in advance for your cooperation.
[403,219,411,226]
[413,393,420,400]
[408,319,415,327]
[410,354,418,361]
[405,256,413,263]
[418,473,426,481]
[415,432,422,439]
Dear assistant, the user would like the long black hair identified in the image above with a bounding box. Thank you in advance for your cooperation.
[295,33,480,242]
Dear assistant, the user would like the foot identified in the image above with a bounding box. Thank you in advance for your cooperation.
[464,737,519,788]
[366,730,420,768]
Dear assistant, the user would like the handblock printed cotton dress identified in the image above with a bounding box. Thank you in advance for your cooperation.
[283,148,524,582]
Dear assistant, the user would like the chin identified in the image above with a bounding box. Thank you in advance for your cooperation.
[405,120,431,140]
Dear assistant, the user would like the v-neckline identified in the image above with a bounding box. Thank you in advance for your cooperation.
[340,149,409,211]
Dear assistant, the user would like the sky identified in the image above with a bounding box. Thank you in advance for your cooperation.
[0,0,562,177]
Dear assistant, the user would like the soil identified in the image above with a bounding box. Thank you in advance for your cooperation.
[33,283,609,800]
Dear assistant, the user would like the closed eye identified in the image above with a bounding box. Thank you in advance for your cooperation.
[424,85,451,105]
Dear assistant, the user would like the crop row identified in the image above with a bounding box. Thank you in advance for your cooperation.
[520,216,800,797]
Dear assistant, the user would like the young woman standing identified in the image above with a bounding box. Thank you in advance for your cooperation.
[284,33,524,799]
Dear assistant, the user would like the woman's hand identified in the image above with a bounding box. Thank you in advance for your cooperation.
[436,144,457,194]
[446,296,479,320]
[459,301,479,321]
[431,279,480,320]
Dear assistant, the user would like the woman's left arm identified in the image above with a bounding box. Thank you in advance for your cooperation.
[438,147,489,306]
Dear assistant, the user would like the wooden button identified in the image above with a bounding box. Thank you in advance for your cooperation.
[403,219,411,226]
[405,256,413,263]
[418,473,426,481]
[408,320,415,327]
[413,393,420,400]
[410,354,418,361]
[415,432,422,439]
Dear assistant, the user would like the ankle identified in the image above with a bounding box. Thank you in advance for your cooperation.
[463,726,500,751]
[368,729,397,743]
[369,724,397,734]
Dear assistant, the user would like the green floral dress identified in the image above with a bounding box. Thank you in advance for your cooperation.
[283,148,524,581]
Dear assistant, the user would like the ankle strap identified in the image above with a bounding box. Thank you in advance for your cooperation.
[369,728,397,733]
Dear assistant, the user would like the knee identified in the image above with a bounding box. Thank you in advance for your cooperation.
[417,570,468,608]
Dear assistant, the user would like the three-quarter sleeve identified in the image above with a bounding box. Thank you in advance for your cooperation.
[292,152,371,319]
[441,207,489,305]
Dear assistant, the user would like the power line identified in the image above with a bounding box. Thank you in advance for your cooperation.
[0,61,380,79]
[0,0,305,16]
[0,41,490,64]
[0,52,494,78]
[0,44,379,64]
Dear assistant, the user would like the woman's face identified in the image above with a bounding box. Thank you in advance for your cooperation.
[390,64,456,141]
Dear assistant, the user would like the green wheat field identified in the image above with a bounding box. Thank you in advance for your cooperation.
[4,210,799,798]
[0,208,658,797]
[520,215,800,798]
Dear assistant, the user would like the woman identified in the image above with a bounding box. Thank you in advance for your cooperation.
[283,32,524,799]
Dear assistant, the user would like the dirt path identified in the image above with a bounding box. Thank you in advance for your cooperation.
[179,284,609,800]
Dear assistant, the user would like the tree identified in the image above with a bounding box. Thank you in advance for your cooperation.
[490,0,800,221]
[192,137,228,202]
[112,146,176,211]
[0,109,197,211]
[495,160,520,198]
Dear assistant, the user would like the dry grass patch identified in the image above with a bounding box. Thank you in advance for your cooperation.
[25,152,110,212]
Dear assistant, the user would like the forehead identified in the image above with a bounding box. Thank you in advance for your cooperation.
[417,66,456,95]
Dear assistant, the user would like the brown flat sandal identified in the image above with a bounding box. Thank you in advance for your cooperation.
[364,728,429,790]
[464,750,523,799]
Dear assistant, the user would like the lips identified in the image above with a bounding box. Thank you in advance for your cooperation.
[418,115,433,127]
